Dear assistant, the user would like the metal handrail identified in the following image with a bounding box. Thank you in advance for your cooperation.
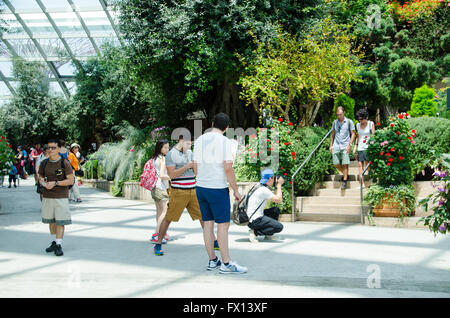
[360,162,371,224]
[290,128,333,222]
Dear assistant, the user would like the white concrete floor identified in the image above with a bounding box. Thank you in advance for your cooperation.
[0,178,449,298]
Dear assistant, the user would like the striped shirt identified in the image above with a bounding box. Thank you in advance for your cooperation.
[165,148,196,189]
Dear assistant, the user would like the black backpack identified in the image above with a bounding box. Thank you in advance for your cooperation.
[38,157,73,192]
[231,184,267,226]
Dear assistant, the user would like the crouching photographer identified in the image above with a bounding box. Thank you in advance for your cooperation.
[247,169,284,243]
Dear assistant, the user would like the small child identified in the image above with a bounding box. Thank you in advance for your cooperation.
[8,163,17,188]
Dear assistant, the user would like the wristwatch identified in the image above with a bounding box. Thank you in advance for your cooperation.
[55,181,59,187]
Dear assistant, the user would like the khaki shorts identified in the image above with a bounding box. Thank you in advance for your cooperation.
[165,188,202,222]
[332,149,350,165]
[42,198,72,226]
[151,187,169,201]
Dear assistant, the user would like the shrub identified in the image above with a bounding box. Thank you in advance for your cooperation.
[234,120,334,213]
[0,134,15,175]
[408,116,450,174]
[366,113,415,186]
[409,84,437,117]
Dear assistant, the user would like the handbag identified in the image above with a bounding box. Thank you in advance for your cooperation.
[231,184,266,226]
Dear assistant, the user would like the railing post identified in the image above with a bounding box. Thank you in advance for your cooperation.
[360,163,371,224]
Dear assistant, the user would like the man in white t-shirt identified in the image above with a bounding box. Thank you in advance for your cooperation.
[247,169,284,243]
[193,113,247,274]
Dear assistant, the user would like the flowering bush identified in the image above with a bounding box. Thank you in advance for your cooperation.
[387,0,448,23]
[0,135,15,174]
[366,113,416,186]
[419,153,449,235]
[234,118,334,213]
[365,113,417,218]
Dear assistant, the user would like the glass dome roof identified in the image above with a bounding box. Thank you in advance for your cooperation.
[0,0,122,102]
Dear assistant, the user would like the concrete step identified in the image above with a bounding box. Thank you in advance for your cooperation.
[300,204,362,214]
[298,213,361,223]
[324,174,372,181]
[315,188,363,197]
[298,196,361,206]
[318,180,372,189]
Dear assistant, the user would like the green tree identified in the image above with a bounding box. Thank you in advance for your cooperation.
[0,57,70,146]
[409,84,437,117]
[116,0,323,128]
[238,19,362,128]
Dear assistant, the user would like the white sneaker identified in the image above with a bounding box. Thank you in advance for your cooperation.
[219,260,248,274]
[249,229,258,243]
[264,234,282,241]
[206,258,222,271]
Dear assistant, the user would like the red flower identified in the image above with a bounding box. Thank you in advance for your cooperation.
[388,158,393,162]
[276,140,280,144]
[386,153,391,157]
[284,173,287,176]
[363,140,366,143]
[412,134,415,138]
[278,118,283,122]
[380,151,384,156]
[281,167,284,170]
[390,148,394,152]
[292,152,296,156]
[411,129,416,134]
[288,142,291,145]
[284,142,288,146]
[396,131,401,135]
[289,181,292,185]
[399,156,404,160]
[288,122,293,126]
[408,136,412,140]
[387,163,391,166]
[390,123,395,127]
[376,122,381,126]
[398,114,403,119]
[1,136,4,140]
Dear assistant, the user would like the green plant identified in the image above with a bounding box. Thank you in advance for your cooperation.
[408,117,450,175]
[234,119,334,213]
[365,112,417,220]
[328,94,356,127]
[364,184,417,222]
[0,134,15,174]
[366,113,415,186]
[409,84,437,117]
[418,153,449,235]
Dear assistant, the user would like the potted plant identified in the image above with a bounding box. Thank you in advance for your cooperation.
[419,153,449,235]
[364,113,417,220]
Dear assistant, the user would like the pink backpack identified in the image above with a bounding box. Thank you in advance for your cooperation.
[139,159,158,191]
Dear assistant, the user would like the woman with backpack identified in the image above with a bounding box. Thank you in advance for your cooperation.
[149,140,171,243]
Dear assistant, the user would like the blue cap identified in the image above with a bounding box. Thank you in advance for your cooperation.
[260,169,275,184]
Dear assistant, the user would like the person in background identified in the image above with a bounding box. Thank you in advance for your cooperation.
[38,139,75,257]
[329,107,356,190]
[32,143,43,183]
[353,109,375,188]
[149,140,171,243]
[36,144,49,201]
[68,143,82,203]
[8,162,18,188]
[59,140,69,160]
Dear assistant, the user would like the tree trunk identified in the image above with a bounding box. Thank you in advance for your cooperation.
[209,73,257,128]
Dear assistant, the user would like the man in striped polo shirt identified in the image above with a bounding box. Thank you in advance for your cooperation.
[153,135,204,256]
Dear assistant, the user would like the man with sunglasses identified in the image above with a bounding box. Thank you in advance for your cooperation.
[329,107,356,190]
[37,139,74,256]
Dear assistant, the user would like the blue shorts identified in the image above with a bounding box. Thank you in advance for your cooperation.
[196,186,230,224]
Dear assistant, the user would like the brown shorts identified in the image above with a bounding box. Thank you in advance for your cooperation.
[165,188,202,222]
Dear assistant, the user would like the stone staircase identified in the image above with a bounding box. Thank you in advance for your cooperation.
[296,160,369,223]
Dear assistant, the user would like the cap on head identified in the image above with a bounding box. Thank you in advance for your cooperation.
[260,169,275,185]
